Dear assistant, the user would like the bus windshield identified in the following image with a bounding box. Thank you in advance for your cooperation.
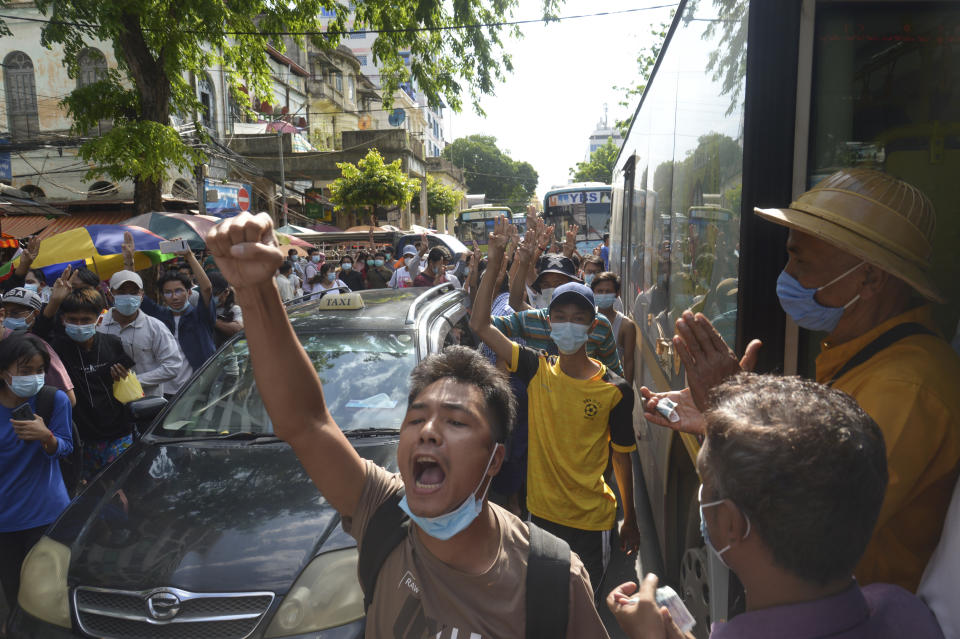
[454,207,513,250]
[542,185,612,254]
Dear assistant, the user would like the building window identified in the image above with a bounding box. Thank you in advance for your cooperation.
[356,54,367,65]
[350,31,366,39]
[77,48,107,88]
[400,52,410,65]
[197,74,216,131]
[3,51,40,140]
[334,71,343,93]
[320,8,337,17]
[347,74,355,101]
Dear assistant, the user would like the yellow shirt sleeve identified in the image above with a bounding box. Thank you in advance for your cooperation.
[506,341,520,373]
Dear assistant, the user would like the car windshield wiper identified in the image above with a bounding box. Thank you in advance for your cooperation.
[345,428,400,438]
[152,432,281,444]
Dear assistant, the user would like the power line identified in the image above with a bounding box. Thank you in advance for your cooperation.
[0,4,679,37]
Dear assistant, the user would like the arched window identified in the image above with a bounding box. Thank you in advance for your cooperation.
[347,74,355,102]
[197,74,216,131]
[171,178,195,200]
[3,51,40,140]
[77,48,107,89]
[87,181,118,198]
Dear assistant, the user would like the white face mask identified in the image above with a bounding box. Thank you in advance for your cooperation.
[404,256,415,266]
[534,287,556,309]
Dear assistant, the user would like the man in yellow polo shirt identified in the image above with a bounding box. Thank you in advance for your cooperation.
[472,217,641,596]
[647,168,960,593]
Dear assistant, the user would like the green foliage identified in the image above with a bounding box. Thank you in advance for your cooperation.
[77,120,206,185]
[442,135,538,212]
[329,149,419,211]
[35,0,559,211]
[684,0,747,116]
[414,175,464,218]
[569,137,620,184]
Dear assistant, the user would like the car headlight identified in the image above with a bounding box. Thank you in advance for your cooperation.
[18,536,72,628]
[264,547,364,637]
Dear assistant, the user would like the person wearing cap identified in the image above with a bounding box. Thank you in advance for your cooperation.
[97,270,184,398]
[388,245,424,289]
[499,237,624,376]
[0,287,76,407]
[471,217,640,596]
[645,168,960,593]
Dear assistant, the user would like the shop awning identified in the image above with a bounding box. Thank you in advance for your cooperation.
[0,215,56,237]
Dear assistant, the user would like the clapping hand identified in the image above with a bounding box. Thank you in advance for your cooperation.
[205,213,284,290]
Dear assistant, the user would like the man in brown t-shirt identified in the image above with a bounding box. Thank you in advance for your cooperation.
[207,212,608,638]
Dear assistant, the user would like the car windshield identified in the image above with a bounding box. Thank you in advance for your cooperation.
[152,331,416,438]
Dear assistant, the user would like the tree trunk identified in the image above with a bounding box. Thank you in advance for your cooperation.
[134,177,163,214]
[116,12,173,215]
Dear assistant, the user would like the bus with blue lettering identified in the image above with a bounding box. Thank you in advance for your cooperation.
[453,206,513,251]
[542,183,612,254]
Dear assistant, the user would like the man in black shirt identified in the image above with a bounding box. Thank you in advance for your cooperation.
[51,288,136,480]
[338,255,364,291]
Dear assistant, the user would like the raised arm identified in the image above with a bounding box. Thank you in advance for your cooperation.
[509,228,536,312]
[563,224,579,259]
[15,236,41,278]
[469,217,517,363]
[180,244,212,307]
[206,213,365,517]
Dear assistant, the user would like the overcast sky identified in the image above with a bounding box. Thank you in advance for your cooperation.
[446,0,676,199]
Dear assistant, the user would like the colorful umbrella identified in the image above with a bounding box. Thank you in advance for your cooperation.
[123,212,221,250]
[10,224,173,283]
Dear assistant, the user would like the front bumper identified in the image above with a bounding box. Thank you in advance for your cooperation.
[7,605,366,639]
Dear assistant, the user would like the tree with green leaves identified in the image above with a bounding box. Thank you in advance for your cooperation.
[414,175,464,224]
[443,134,538,213]
[35,0,560,214]
[329,149,418,220]
[569,137,620,184]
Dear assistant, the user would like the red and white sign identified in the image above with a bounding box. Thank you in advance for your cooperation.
[237,187,250,211]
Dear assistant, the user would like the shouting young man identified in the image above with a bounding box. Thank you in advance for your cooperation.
[205,212,607,639]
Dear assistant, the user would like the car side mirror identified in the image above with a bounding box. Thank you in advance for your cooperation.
[125,396,167,426]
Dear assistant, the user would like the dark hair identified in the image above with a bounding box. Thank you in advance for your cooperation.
[699,373,888,585]
[278,262,292,275]
[307,247,318,256]
[74,267,100,288]
[320,262,335,277]
[427,247,449,264]
[208,272,230,296]
[340,255,353,265]
[591,271,621,293]
[288,248,298,256]
[408,345,515,444]
[28,269,46,285]
[60,287,106,315]
[582,254,604,270]
[0,332,49,382]
[374,251,386,259]
[603,232,610,241]
[158,272,192,292]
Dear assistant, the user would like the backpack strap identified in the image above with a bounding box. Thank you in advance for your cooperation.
[826,322,936,386]
[526,522,570,639]
[358,490,409,612]
[35,385,57,425]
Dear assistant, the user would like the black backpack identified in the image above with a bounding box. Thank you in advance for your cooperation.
[35,385,84,498]
[358,491,571,638]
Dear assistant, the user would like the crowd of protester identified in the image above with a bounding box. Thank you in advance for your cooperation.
[2,167,959,639]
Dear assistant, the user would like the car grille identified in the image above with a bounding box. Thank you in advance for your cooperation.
[73,586,274,639]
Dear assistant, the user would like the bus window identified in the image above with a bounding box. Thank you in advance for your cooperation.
[803,3,960,375]
[454,207,513,251]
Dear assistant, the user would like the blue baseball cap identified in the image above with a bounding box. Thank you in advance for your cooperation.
[549,282,596,316]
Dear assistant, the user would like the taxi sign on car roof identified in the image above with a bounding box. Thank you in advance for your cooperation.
[317,292,365,310]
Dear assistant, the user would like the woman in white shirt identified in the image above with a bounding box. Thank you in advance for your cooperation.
[317,262,349,295]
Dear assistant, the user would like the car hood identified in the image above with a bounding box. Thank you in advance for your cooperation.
[51,438,398,593]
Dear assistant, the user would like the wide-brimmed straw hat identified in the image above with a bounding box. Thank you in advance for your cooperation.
[754,168,943,302]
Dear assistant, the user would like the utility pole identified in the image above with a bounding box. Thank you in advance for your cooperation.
[278,131,288,227]
[419,175,428,228]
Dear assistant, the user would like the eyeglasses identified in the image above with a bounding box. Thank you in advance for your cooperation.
[162,289,188,298]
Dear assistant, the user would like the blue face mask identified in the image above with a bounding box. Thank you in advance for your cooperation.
[594,293,616,309]
[463,267,470,276]
[23,283,39,293]
[699,484,750,568]
[775,262,863,333]
[9,373,44,399]
[326,272,337,282]
[583,273,596,286]
[113,294,142,316]
[397,445,501,540]
[341,262,352,271]
[550,321,591,355]
[311,255,321,263]
[65,322,97,343]
[374,259,384,267]
[3,315,30,331]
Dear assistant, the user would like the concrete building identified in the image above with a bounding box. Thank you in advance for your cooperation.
[306,45,379,151]
[586,106,623,157]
